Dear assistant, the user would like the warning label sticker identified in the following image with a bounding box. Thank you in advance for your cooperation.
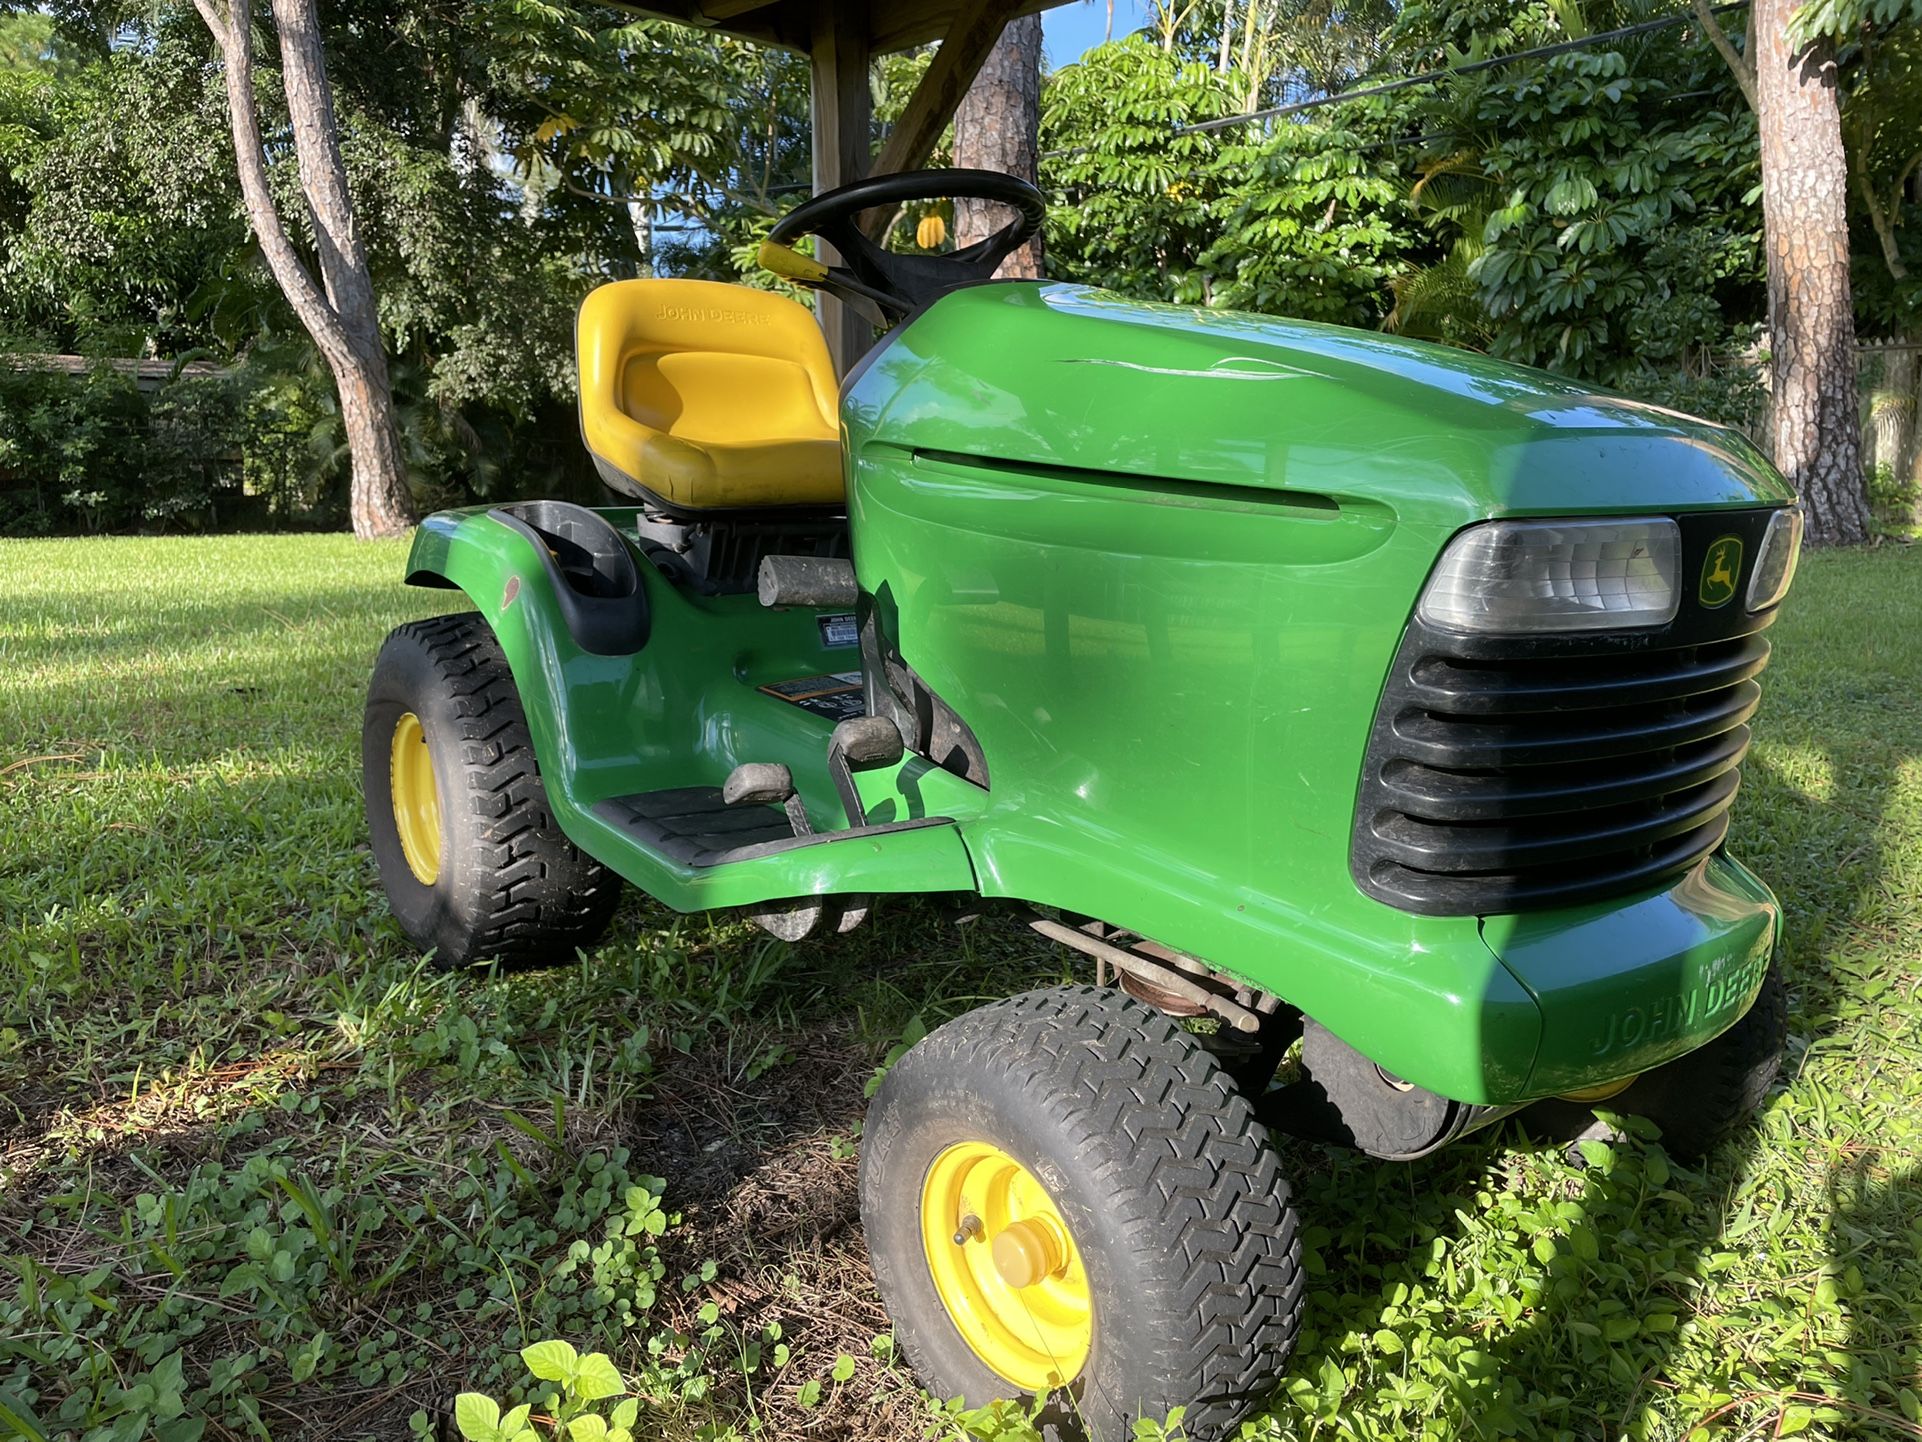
[759,671,866,722]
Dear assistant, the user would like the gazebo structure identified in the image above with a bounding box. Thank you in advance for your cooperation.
[618,0,1074,370]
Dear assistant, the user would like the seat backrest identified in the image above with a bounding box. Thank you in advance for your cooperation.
[579,279,839,450]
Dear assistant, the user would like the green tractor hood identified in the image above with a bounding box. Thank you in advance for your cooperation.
[836,281,1790,1106]
[846,283,1793,523]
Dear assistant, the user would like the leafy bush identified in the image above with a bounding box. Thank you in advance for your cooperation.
[0,363,235,534]
[1042,37,1239,303]
[1200,113,1425,326]
[0,359,337,535]
[1869,458,1918,533]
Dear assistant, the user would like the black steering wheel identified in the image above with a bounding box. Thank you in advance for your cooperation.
[763,168,1045,323]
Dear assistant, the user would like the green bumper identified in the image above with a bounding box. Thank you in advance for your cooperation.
[1479,852,1780,1102]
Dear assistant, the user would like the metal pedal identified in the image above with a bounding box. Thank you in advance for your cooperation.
[826,716,905,826]
[721,761,812,836]
[757,555,858,609]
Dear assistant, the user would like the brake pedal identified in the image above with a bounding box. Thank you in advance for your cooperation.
[827,716,904,826]
[721,761,812,836]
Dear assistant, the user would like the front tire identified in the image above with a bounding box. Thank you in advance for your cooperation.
[362,612,620,969]
[860,986,1303,1441]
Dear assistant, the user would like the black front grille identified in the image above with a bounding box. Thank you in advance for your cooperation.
[1351,509,1782,915]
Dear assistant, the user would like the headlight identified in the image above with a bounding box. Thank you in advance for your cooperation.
[1746,506,1803,612]
[1419,517,1682,634]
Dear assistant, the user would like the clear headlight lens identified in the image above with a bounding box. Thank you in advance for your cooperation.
[1746,506,1803,612]
[1419,517,1682,634]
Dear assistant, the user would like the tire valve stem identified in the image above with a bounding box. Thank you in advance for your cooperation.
[952,1214,982,1246]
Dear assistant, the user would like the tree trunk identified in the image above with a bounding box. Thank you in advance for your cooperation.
[194,0,416,539]
[953,13,1044,279]
[1753,0,1871,545]
[338,363,416,536]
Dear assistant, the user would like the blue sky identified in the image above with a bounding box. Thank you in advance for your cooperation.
[1040,0,1152,67]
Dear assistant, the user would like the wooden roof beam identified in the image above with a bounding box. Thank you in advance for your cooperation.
[868,0,1024,183]
[696,0,782,20]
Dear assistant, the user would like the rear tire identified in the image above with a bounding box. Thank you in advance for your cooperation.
[860,985,1303,1441]
[363,612,620,969]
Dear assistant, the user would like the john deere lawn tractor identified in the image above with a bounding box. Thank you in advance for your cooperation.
[362,168,1798,1438]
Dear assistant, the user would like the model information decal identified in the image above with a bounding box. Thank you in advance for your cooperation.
[817,612,859,649]
[759,672,865,722]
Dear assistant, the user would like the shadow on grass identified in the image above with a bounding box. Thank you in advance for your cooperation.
[1830,1157,1922,1435]
[1403,731,1919,1439]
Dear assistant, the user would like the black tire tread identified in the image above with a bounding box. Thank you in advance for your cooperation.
[374,612,620,967]
[1637,961,1787,1158]
[889,986,1303,1438]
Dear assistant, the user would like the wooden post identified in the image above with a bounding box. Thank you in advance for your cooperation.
[811,0,872,375]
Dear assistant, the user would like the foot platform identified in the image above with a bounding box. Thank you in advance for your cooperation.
[590,786,947,870]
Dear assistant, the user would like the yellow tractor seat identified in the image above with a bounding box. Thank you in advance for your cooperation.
[577,279,844,512]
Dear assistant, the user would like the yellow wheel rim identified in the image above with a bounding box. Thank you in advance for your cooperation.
[1559,1075,1638,1103]
[389,711,442,885]
[920,1141,1092,1391]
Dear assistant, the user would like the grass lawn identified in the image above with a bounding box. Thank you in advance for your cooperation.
[2,533,1920,1442]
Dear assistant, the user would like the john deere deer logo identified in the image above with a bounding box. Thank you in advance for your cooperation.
[1700,536,1743,608]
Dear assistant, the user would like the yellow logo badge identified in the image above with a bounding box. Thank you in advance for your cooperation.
[1700,536,1742,608]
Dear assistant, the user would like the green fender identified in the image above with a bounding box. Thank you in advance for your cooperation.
[402,508,980,912]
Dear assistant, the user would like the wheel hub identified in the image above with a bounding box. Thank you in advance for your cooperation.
[920,1141,1092,1390]
[990,1216,1067,1290]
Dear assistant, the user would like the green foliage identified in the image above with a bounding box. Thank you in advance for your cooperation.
[0,20,244,356]
[1,1126,678,1431]
[1397,5,1766,409]
[1868,458,1918,532]
[1044,35,1418,322]
[455,1341,641,1442]
[0,363,269,534]
[928,1394,1188,1441]
[0,14,67,74]
[1831,6,1922,331]
[1792,0,1922,44]
[1043,37,1238,301]
[928,1393,1051,1440]
[1199,111,1423,324]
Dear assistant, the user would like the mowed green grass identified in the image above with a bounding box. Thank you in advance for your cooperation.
[2,534,1920,1442]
